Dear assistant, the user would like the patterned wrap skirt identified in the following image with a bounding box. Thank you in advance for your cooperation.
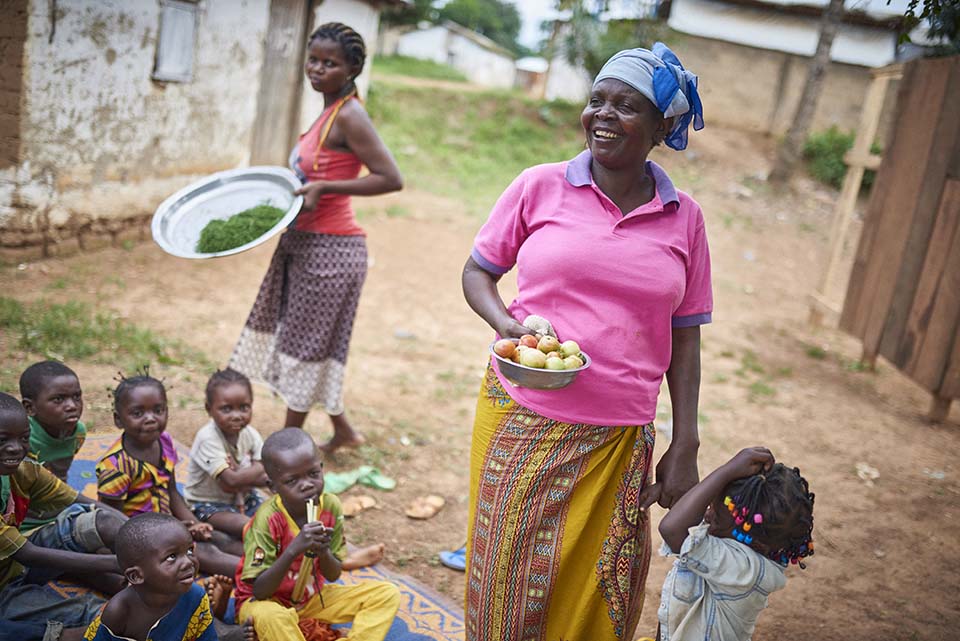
[467,365,656,641]
[230,230,367,415]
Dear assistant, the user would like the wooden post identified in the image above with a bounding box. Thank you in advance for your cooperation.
[928,394,952,423]
[808,64,903,329]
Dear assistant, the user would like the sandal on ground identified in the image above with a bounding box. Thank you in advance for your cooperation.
[404,494,445,519]
[357,467,397,491]
[341,494,377,517]
[439,545,466,571]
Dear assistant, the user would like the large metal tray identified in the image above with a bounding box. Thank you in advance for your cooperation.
[151,166,304,259]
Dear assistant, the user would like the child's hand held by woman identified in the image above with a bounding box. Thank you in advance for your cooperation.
[724,447,775,479]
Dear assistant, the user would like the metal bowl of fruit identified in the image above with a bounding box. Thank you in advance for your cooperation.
[489,336,591,390]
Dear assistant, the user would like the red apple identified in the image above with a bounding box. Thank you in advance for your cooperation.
[519,334,539,349]
[494,339,516,359]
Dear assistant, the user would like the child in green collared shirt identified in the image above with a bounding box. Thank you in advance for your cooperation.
[20,360,87,482]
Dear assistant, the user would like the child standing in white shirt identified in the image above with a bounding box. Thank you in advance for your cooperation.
[653,447,815,641]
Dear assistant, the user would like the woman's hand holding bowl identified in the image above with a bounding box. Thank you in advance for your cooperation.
[294,180,328,211]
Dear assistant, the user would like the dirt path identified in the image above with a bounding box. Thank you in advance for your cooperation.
[2,125,958,639]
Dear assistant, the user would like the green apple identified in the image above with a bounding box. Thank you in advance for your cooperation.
[563,355,584,370]
[537,335,561,354]
[545,356,566,370]
[559,340,581,358]
[520,349,547,369]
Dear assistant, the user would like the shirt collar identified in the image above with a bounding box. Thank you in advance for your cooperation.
[564,150,680,212]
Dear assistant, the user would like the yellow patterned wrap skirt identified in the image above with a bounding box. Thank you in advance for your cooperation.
[467,366,657,641]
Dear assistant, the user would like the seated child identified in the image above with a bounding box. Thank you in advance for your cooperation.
[20,360,86,481]
[95,372,240,577]
[0,392,123,640]
[84,512,224,641]
[653,447,815,641]
[183,368,385,572]
[235,428,400,641]
[184,369,267,550]
[17,359,129,596]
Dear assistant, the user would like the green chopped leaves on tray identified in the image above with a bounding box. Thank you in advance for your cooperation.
[195,204,286,253]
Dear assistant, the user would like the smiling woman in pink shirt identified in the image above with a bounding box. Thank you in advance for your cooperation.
[461,44,709,641]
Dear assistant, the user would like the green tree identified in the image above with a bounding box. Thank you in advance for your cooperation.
[438,0,524,54]
[551,0,670,77]
[380,0,438,27]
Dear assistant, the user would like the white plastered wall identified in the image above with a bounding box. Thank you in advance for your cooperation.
[1,0,271,241]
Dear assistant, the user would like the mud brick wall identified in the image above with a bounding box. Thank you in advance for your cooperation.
[0,0,271,261]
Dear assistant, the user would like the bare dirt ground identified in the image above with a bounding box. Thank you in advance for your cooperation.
[2,124,959,640]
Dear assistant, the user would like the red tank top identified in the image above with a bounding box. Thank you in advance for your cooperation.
[294,99,365,236]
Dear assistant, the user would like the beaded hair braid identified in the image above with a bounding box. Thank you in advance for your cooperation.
[205,368,252,405]
[723,463,815,568]
[111,367,166,410]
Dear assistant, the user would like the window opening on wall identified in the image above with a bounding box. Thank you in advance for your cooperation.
[152,0,199,82]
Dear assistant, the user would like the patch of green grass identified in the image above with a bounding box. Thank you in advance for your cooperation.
[711,373,729,384]
[843,358,869,373]
[367,83,584,215]
[373,55,468,82]
[775,366,793,378]
[0,296,212,372]
[356,207,377,221]
[46,277,69,290]
[719,350,735,359]
[748,381,776,401]
[103,275,126,290]
[385,205,410,218]
[804,344,828,360]
[803,127,879,189]
[736,350,764,376]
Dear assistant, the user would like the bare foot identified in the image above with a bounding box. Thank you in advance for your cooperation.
[342,543,385,570]
[320,414,366,454]
[319,432,366,454]
[243,617,257,641]
[202,574,233,620]
[213,619,256,641]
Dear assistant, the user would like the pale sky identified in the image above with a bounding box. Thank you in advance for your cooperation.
[511,0,559,50]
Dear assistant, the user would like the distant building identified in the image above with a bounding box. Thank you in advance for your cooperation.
[667,0,915,136]
[514,56,549,96]
[0,0,401,260]
[381,20,517,88]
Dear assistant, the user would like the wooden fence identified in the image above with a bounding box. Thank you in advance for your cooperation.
[839,54,960,421]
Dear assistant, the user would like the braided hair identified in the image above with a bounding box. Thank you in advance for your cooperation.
[112,367,166,412]
[309,22,366,87]
[204,368,252,405]
[723,463,815,568]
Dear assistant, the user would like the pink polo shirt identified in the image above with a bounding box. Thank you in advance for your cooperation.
[472,150,712,425]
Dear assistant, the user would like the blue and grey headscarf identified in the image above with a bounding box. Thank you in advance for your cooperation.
[593,42,704,151]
